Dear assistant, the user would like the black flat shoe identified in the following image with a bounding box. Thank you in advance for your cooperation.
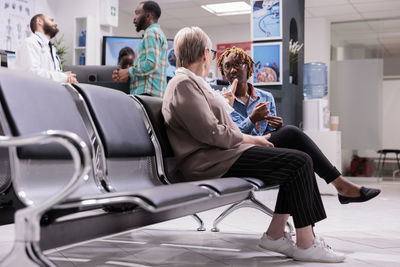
[338,186,381,204]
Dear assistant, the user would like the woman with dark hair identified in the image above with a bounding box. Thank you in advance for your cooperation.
[218,46,380,205]
[118,46,135,69]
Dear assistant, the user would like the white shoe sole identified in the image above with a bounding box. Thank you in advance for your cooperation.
[293,256,345,263]
[258,244,294,258]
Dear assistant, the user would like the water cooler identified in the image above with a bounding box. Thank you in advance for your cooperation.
[302,62,329,131]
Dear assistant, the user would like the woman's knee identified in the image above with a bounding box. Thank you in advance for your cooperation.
[281,125,302,135]
[274,125,304,141]
[291,150,313,170]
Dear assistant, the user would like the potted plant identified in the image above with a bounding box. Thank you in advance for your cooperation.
[289,39,303,84]
[53,34,67,70]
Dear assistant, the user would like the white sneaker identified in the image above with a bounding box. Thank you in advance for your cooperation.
[293,236,345,263]
[258,232,296,257]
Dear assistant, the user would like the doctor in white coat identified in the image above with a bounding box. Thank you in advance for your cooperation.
[14,14,77,83]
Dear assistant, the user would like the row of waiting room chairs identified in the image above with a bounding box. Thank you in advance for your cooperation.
[0,68,293,266]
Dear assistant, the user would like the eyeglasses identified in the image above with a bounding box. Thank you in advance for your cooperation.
[207,48,217,60]
[223,61,245,72]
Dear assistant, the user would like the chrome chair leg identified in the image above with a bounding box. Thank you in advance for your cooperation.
[248,194,295,236]
[0,241,56,267]
[211,192,295,236]
[211,200,251,232]
[192,214,206,231]
[1,209,57,267]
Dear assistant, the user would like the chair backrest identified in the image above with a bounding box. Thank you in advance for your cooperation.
[72,83,161,192]
[133,95,186,183]
[64,65,130,94]
[0,69,100,205]
[0,145,10,193]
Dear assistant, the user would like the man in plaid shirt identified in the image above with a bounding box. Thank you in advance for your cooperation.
[113,1,167,98]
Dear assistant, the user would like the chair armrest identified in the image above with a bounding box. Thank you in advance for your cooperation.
[0,130,91,242]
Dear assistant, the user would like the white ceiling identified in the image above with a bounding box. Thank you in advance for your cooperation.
[118,0,400,57]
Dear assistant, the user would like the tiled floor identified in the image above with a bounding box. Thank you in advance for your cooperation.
[1,181,399,266]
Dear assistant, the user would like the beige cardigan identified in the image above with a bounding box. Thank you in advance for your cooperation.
[162,72,254,180]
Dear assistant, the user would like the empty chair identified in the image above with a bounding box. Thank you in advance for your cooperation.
[376,149,400,177]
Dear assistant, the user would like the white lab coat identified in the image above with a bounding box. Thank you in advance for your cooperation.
[14,32,67,82]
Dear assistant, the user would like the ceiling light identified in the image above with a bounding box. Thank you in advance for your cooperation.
[201,1,251,16]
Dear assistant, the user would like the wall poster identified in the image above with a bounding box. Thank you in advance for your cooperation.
[252,42,282,85]
[0,0,35,52]
[251,0,282,41]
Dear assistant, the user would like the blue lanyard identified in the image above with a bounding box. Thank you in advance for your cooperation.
[35,33,57,71]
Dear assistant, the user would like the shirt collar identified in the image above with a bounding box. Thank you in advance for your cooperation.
[34,32,50,43]
[232,83,259,106]
[142,23,160,37]
[247,83,258,100]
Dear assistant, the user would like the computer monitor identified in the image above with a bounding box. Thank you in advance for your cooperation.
[0,50,15,68]
[102,36,176,78]
[102,36,141,66]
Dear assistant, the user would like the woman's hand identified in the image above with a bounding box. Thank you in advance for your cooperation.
[266,115,283,129]
[243,133,274,147]
[221,79,238,106]
[249,101,269,123]
[112,68,130,83]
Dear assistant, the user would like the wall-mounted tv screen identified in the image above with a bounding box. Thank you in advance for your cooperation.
[102,36,176,78]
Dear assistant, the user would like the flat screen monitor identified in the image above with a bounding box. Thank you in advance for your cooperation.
[0,50,15,68]
[102,36,176,78]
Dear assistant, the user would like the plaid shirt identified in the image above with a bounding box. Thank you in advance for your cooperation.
[128,24,167,98]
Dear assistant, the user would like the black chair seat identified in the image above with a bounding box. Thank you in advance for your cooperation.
[192,178,254,195]
[241,177,264,188]
[60,182,211,210]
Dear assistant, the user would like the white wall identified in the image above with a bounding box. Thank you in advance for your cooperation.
[52,0,102,65]
[113,10,139,37]
[304,18,330,66]
[382,79,400,149]
[166,24,250,49]
[113,10,179,39]
[34,0,55,16]
[330,59,383,150]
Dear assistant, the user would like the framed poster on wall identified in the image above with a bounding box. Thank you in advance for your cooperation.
[252,42,282,85]
[251,0,282,41]
[0,0,35,52]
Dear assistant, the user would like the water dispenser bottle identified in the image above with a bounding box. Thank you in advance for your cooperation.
[79,52,85,65]
[82,30,86,46]
[79,30,86,47]
[303,62,328,99]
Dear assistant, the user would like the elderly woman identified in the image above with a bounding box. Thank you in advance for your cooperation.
[217,46,380,205]
[162,26,345,263]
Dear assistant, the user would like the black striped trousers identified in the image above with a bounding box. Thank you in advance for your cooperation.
[223,126,331,228]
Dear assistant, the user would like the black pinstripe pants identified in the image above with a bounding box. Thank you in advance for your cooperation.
[223,127,330,228]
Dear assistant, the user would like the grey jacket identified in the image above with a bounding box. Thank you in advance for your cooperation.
[162,72,254,180]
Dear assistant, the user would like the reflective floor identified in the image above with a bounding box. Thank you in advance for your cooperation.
[1,180,399,266]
